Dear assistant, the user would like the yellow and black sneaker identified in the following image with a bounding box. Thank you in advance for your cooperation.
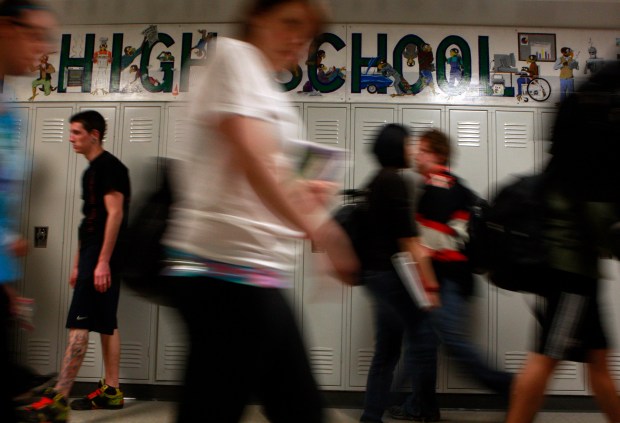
[70,379,124,410]
[16,387,68,423]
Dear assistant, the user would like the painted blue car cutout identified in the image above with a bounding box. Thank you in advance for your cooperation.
[360,57,393,94]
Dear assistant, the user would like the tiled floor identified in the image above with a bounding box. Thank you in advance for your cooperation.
[66,401,608,423]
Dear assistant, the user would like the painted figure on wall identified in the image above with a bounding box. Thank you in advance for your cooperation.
[120,45,142,71]
[377,58,413,96]
[554,46,579,101]
[191,29,215,58]
[300,49,346,95]
[446,47,463,86]
[584,42,605,75]
[516,54,539,99]
[29,53,56,101]
[418,43,437,94]
[403,43,418,67]
[92,37,112,95]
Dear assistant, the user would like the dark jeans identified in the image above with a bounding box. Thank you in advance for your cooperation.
[360,270,439,423]
[169,276,323,423]
[402,277,513,416]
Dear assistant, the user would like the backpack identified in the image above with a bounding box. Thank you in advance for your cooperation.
[476,174,548,293]
[332,189,369,263]
[120,159,174,305]
[465,192,490,274]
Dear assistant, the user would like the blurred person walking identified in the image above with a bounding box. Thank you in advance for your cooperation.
[18,110,130,422]
[0,1,56,422]
[160,1,356,422]
[358,124,441,423]
[389,129,513,421]
[506,61,620,422]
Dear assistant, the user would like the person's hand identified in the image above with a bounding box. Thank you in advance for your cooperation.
[313,219,360,286]
[69,265,78,288]
[425,291,441,309]
[10,238,28,257]
[93,261,112,293]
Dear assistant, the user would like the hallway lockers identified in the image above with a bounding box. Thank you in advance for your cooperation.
[13,100,614,396]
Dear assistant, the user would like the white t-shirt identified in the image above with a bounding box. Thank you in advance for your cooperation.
[163,37,303,285]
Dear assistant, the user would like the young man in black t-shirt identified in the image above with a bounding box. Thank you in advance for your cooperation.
[19,110,130,421]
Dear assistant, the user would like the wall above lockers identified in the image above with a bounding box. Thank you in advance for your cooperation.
[47,0,620,29]
[4,20,618,106]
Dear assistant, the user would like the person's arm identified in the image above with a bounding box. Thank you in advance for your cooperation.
[69,248,79,288]
[92,190,124,293]
[399,236,440,308]
[217,114,316,238]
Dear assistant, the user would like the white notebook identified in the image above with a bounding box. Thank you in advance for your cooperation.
[391,252,432,310]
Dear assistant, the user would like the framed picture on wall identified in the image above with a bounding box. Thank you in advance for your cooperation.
[518,33,556,62]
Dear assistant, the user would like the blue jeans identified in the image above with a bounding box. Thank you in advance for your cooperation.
[360,270,439,423]
[403,278,513,415]
[559,78,574,102]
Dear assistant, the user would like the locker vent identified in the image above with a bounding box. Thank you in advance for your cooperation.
[309,347,334,375]
[456,121,481,147]
[503,123,528,148]
[553,362,578,380]
[15,117,24,142]
[504,351,527,373]
[164,343,188,370]
[173,119,190,144]
[120,342,144,369]
[41,118,65,143]
[362,120,388,144]
[81,340,97,368]
[608,353,620,381]
[129,117,155,143]
[312,119,341,144]
[27,338,51,367]
[406,120,435,138]
[357,348,374,376]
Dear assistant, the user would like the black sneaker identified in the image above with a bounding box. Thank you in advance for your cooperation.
[70,379,124,410]
[388,405,441,422]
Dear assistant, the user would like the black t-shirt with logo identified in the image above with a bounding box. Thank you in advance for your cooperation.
[79,151,130,252]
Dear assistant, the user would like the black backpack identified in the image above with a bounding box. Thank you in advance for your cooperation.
[476,174,548,293]
[332,189,369,262]
[465,192,490,274]
[120,159,175,305]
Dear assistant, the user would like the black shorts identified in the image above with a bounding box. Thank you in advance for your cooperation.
[536,268,607,362]
[66,244,120,335]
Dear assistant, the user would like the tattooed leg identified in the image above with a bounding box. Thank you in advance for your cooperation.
[55,328,89,397]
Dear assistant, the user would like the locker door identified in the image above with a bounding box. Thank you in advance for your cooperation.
[301,104,348,388]
[7,106,30,232]
[115,105,163,380]
[348,106,395,388]
[21,106,74,375]
[72,105,119,380]
[599,259,620,393]
[446,109,491,391]
[155,105,191,382]
[448,109,489,196]
[156,306,187,381]
[493,110,538,382]
[495,110,536,185]
[164,105,191,160]
[540,110,557,168]
[352,106,395,188]
[401,107,442,140]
